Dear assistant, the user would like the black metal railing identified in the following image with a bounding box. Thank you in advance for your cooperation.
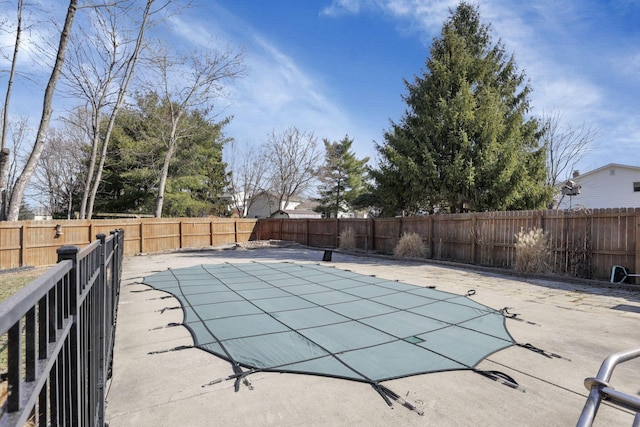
[0,229,124,426]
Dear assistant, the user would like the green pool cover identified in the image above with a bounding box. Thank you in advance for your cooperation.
[143,262,516,411]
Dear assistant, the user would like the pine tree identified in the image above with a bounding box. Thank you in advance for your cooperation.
[316,136,369,218]
[371,2,552,215]
[97,94,231,217]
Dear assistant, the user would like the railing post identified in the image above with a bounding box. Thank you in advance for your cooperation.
[97,233,107,426]
[103,229,121,391]
[57,245,81,427]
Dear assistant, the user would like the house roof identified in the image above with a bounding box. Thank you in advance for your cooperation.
[271,209,321,219]
[572,163,640,180]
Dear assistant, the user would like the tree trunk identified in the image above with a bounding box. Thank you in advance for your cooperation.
[79,121,100,218]
[0,0,23,220]
[6,0,78,221]
[86,0,154,220]
[155,139,177,218]
[0,148,9,220]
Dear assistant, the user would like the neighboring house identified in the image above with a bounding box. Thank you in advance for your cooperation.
[555,163,640,209]
[313,200,370,219]
[271,209,322,219]
[245,192,301,218]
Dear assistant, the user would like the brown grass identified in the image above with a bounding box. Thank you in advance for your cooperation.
[0,268,46,303]
[514,227,551,274]
[339,227,357,251]
[394,232,426,258]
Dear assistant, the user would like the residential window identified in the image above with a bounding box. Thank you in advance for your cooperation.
[634,182,640,192]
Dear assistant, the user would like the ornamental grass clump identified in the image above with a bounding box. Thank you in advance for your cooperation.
[339,227,357,251]
[514,227,551,274]
[394,232,426,258]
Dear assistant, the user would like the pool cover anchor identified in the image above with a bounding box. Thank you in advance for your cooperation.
[516,342,570,361]
[372,384,425,416]
[499,307,540,326]
[147,345,193,355]
[202,366,253,392]
[148,322,182,331]
[157,305,181,314]
[474,369,524,391]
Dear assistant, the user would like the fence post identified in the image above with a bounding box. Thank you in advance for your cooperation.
[57,245,81,425]
[234,219,238,243]
[470,214,477,264]
[369,218,375,252]
[96,233,107,426]
[139,221,144,253]
[19,224,25,268]
[635,210,640,284]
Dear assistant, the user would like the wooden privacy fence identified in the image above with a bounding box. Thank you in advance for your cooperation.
[256,208,640,282]
[0,218,258,269]
[1,210,639,282]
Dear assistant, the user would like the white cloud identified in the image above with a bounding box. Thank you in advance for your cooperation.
[0,3,60,74]
[168,5,359,150]
[321,0,457,33]
[612,50,640,80]
[321,0,363,16]
[385,0,458,32]
[221,34,355,145]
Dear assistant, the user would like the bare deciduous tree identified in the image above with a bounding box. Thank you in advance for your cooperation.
[63,0,161,219]
[0,0,24,220]
[265,127,322,210]
[226,140,269,217]
[32,127,85,218]
[140,43,244,217]
[5,0,79,221]
[2,117,32,212]
[542,111,597,187]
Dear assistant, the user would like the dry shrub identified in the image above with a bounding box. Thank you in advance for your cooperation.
[394,232,426,258]
[514,227,551,273]
[339,227,357,251]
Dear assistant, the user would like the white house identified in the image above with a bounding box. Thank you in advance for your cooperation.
[555,163,640,209]
[270,209,322,219]
[245,192,301,218]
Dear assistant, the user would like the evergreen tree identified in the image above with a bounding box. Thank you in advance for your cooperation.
[97,93,231,217]
[164,112,231,217]
[371,2,552,215]
[316,136,369,217]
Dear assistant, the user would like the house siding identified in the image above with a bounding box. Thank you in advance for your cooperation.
[557,164,640,209]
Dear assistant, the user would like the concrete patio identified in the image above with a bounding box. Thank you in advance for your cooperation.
[104,244,640,426]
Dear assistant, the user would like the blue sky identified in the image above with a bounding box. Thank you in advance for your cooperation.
[170,0,639,176]
[1,0,639,179]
